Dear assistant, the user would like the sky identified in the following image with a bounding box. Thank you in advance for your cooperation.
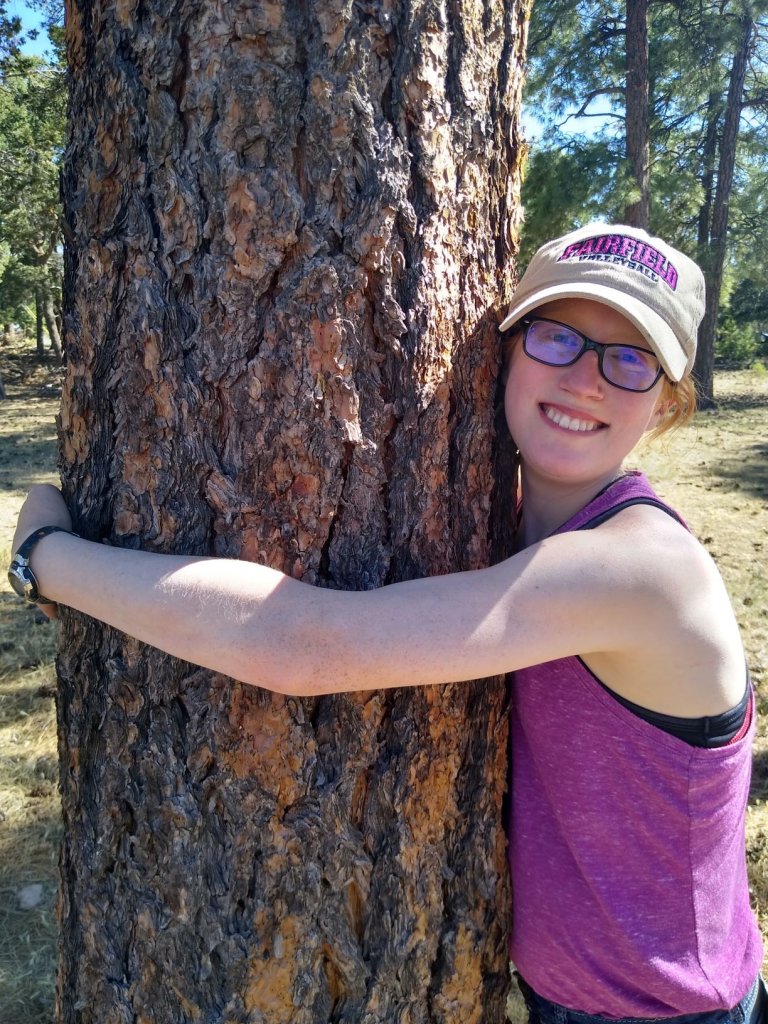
[7,0,52,58]
[523,95,616,144]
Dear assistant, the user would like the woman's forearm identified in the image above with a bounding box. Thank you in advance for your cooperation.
[29,530,329,693]
[13,487,496,697]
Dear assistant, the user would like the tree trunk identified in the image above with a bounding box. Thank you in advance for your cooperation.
[57,2,528,1022]
[696,90,722,257]
[694,11,753,409]
[42,285,63,357]
[624,0,649,228]
[35,286,45,358]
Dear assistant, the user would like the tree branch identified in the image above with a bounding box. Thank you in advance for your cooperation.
[571,87,625,119]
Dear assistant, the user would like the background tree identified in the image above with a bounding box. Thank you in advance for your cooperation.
[0,52,65,356]
[521,0,630,246]
[57,1,528,1022]
[694,7,756,404]
[0,0,24,62]
[710,17,768,366]
[625,0,650,226]
[521,0,768,405]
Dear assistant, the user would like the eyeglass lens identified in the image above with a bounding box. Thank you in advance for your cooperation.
[523,318,661,392]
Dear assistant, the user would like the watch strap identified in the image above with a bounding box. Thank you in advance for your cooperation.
[10,525,77,605]
[14,525,74,561]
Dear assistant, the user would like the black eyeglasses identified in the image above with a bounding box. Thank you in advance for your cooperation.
[519,316,664,393]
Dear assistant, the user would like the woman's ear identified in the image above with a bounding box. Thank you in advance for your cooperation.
[649,394,675,432]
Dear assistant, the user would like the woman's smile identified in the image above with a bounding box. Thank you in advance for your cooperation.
[540,403,607,433]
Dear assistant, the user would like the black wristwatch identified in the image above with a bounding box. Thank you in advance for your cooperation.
[7,526,75,605]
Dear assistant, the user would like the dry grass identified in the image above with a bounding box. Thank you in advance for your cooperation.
[0,657,61,1024]
[2,343,767,1023]
[1,340,62,1024]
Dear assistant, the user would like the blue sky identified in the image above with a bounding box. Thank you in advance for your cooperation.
[7,0,52,57]
[523,95,616,143]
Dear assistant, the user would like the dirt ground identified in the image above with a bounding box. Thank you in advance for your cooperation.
[1,343,767,1022]
[0,345,63,1024]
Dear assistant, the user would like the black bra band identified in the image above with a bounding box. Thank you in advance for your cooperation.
[599,679,750,748]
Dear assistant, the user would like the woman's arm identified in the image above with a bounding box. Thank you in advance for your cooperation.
[10,485,739,704]
[12,485,331,691]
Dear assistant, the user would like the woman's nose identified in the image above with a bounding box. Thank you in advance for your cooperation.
[560,350,604,396]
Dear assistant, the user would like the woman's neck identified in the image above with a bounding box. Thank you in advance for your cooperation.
[517,464,628,549]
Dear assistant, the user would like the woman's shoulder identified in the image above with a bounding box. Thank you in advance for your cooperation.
[576,504,746,715]
[582,501,729,632]
[600,499,713,574]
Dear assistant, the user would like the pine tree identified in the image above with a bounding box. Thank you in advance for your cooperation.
[56,1,528,1020]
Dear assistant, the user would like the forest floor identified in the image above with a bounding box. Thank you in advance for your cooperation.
[0,342,63,1024]
[1,339,767,1023]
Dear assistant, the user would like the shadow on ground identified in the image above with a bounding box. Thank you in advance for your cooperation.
[709,443,768,503]
[751,746,768,804]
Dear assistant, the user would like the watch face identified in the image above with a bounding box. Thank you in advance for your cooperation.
[7,559,37,602]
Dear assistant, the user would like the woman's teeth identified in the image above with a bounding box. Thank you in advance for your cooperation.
[543,406,602,432]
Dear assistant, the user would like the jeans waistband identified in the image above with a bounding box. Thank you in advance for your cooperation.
[515,974,766,1024]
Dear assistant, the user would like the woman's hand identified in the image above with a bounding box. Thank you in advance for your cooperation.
[11,484,73,619]
[12,484,72,554]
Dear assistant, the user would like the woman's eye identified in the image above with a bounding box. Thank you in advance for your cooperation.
[614,347,648,367]
[617,349,640,364]
[551,331,580,348]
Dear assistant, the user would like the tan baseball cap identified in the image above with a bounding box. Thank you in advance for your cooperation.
[499,223,705,381]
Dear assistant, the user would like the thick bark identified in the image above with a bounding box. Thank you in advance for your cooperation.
[57,2,528,1022]
[624,0,649,228]
[694,11,753,409]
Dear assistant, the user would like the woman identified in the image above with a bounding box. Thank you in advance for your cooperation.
[9,223,763,1022]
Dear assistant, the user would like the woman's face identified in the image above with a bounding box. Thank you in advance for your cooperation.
[504,298,667,491]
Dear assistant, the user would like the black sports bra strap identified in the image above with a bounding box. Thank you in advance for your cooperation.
[578,497,688,531]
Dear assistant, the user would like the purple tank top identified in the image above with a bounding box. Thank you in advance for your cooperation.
[509,472,762,1016]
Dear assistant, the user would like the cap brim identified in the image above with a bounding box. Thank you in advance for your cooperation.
[499,282,688,382]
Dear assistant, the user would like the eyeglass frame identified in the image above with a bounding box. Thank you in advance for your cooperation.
[516,316,666,394]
